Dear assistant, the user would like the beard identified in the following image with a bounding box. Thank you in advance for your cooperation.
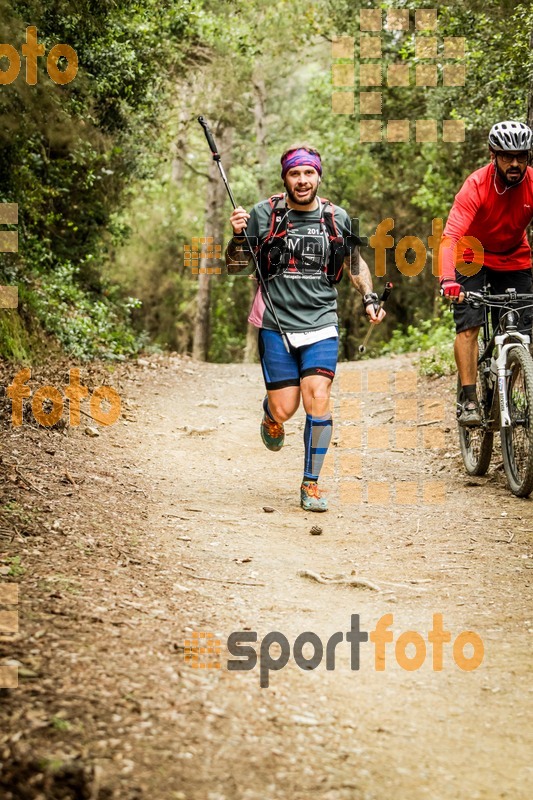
[495,161,527,187]
[284,181,319,207]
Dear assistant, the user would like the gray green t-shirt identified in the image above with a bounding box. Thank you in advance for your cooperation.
[244,197,354,332]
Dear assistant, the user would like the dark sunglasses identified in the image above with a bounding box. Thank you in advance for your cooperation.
[495,151,529,164]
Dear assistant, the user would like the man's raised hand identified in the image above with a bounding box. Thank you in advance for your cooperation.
[363,292,386,324]
[230,207,250,236]
[366,305,386,324]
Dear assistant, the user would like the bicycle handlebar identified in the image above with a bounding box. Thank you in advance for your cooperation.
[462,290,533,306]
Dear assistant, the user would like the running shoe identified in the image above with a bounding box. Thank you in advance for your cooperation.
[300,480,328,512]
[260,414,285,451]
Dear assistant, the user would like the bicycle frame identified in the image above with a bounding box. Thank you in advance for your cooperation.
[456,288,533,496]
[469,290,533,428]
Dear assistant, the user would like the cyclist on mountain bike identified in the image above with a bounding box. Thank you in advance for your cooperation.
[440,120,533,426]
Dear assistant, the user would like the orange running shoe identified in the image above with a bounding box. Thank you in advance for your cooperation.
[260,414,285,451]
[300,480,328,512]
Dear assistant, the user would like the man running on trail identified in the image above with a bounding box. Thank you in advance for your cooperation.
[225,144,385,512]
[440,120,533,427]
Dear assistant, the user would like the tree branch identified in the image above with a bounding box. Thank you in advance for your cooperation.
[175,155,210,180]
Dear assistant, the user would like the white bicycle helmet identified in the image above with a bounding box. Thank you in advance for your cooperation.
[488,121,533,151]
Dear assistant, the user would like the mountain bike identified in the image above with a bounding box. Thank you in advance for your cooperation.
[457,288,533,497]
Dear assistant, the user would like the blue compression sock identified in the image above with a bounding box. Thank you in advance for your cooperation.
[303,413,332,481]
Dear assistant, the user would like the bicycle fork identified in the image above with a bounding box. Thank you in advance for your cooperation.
[492,337,530,428]
[496,369,512,428]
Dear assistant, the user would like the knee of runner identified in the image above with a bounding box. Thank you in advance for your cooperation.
[270,400,299,422]
[304,394,331,417]
[308,390,331,405]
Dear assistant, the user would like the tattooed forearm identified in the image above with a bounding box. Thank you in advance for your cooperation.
[344,250,374,296]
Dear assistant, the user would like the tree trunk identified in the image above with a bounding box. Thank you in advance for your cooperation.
[243,77,268,363]
[192,274,211,361]
[171,97,189,185]
[192,125,232,361]
[253,77,269,200]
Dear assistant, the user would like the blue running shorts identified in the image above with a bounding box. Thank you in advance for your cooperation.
[258,329,339,390]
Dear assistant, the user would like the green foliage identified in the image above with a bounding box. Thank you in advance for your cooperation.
[1,501,34,526]
[6,555,25,577]
[1,0,532,363]
[0,310,33,361]
[381,310,454,354]
[209,273,251,362]
[381,307,456,376]
[107,176,199,353]
[419,348,456,378]
[0,0,198,360]
[30,262,145,359]
[50,716,71,732]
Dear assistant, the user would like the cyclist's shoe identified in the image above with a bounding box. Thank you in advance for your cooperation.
[260,414,285,451]
[457,399,482,427]
[300,480,328,512]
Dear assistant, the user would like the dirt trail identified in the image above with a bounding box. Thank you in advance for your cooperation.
[1,353,532,800]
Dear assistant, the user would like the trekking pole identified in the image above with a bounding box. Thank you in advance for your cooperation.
[197,116,290,353]
[358,282,393,354]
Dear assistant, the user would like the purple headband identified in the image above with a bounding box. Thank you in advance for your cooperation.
[281,149,322,177]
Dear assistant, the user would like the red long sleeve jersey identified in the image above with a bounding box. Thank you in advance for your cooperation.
[440,163,533,282]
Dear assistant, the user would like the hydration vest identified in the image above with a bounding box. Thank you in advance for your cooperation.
[256,194,354,285]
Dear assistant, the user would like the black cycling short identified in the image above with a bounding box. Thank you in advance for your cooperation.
[453,266,533,335]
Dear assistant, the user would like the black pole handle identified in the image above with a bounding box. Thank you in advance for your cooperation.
[197,116,219,158]
[381,281,393,303]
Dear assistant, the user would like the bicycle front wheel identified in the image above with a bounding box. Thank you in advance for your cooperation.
[501,346,533,497]
[457,365,493,476]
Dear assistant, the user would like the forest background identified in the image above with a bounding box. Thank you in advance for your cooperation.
[0,0,532,368]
